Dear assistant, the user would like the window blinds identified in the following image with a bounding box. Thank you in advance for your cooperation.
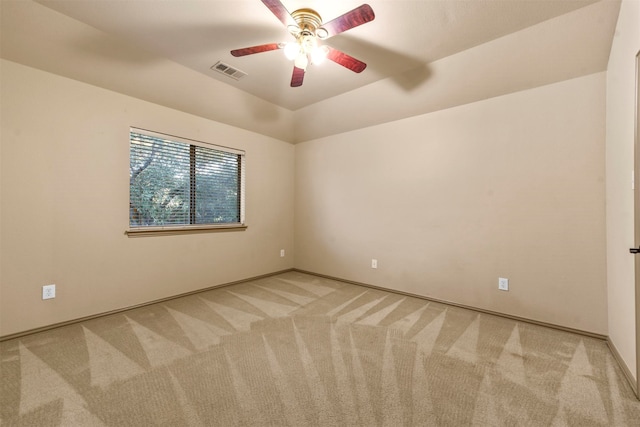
[129,128,245,228]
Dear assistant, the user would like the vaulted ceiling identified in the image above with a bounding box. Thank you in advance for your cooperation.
[0,0,621,143]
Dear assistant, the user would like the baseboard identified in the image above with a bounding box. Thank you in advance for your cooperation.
[0,268,295,342]
[294,269,607,340]
[607,337,639,398]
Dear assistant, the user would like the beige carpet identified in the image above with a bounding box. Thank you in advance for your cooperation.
[1,271,639,426]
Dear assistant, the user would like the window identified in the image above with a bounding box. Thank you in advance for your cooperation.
[128,128,245,236]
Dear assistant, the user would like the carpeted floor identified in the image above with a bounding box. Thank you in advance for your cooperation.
[1,271,639,426]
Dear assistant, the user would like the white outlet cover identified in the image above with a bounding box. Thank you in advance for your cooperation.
[371,259,378,269]
[498,278,509,291]
[280,249,285,257]
[43,284,56,299]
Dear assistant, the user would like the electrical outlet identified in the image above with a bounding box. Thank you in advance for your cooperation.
[371,259,378,269]
[42,284,56,300]
[498,277,509,291]
[280,249,285,257]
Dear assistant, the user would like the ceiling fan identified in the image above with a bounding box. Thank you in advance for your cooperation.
[231,0,375,87]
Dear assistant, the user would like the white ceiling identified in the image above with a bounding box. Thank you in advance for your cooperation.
[0,0,622,142]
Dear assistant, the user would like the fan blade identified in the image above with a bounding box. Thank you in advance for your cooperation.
[291,66,305,87]
[321,4,375,38]
[261,0,296,28]
[231,43,282,57]
[326,47,367,73]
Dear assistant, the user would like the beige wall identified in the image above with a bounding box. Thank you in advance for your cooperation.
[0,60,295,337]
[606,0,640,380]
[0,29,620,344]
[295,73,607,334]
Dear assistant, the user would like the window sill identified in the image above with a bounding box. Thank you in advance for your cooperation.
[125,224,247,237]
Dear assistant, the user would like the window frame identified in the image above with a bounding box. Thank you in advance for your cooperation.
[126,127,246,237]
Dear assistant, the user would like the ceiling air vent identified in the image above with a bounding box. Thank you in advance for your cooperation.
[211,61,247,80]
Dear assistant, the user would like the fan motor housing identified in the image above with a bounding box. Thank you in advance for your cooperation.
[291,8,323,35]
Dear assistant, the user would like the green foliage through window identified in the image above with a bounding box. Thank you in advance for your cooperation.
[129,130,244,228]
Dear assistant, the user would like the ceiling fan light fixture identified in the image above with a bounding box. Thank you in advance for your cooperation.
[286,32,324,69]
[310,45,329,64]
[294,53,309,70]
[284,42,300,60]
[230,1,375,87]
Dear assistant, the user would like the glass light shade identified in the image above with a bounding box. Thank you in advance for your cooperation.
[301,34,316,53]
[310,45,329,64]
[284,43,300,60]
[294,53,309,70]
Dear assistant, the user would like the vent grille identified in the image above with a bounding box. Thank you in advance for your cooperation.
[211,61,247,80]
